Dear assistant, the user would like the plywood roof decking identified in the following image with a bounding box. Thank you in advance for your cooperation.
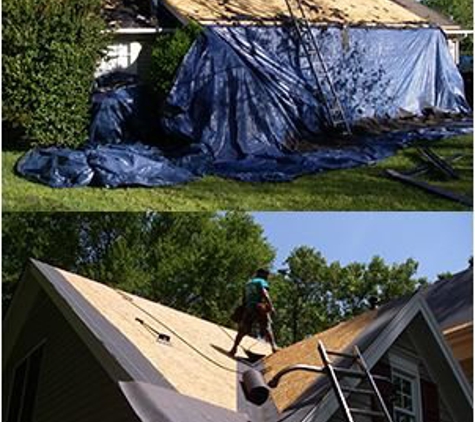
[262,310,379,412]
[390,0,458,28]
[55,268,272,412]
[163,0,427,25]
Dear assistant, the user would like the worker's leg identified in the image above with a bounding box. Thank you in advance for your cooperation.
[229,309,252,356]
[259,314,278,353]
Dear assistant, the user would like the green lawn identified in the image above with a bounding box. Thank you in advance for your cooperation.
[3,135,472,211]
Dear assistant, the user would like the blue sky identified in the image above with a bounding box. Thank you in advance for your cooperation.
[252,212,472,281]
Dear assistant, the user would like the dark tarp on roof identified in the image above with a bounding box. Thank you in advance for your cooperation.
[16,26,471,188]
[119,381,250,422]
[423,267,473,331]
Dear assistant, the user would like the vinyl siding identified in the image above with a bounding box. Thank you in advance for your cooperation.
[3,292,140,422]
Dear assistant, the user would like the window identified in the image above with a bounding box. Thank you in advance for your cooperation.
[389,352,422,422]
[7,343,45,422]
[96,42,143,77]
[393,372,418,422]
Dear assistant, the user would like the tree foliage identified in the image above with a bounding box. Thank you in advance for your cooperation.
[149,22,202,97]
[4,214,432,346]
[422,0,473,29]
[2,212,275,324]
[2,0,108,149]
[271,246,427,346]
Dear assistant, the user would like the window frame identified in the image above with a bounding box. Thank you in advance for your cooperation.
[6,340,46,422]
[389,352,423,422]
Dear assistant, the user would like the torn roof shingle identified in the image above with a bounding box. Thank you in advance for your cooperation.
[102,0,156,28]
[161,0,427,26]
[423,267,473,332]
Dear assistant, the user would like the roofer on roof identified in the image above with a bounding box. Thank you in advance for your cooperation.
[229,269,278,356]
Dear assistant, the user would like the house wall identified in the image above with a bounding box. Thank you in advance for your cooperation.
[3,291,139,422]
[446,37,460,65]
[96,33,156,80]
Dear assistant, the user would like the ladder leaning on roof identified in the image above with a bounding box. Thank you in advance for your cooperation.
[283,0,352,135]
[318,340,394,422]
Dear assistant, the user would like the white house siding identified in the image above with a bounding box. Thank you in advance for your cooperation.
[3,291,139,422]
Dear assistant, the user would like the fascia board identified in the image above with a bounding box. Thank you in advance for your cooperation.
[417,298,473,405]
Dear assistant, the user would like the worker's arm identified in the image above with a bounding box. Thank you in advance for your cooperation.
[261,288,276,314]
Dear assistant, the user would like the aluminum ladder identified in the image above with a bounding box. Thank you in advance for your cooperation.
[283,0,351,135]
[317,340,394,422]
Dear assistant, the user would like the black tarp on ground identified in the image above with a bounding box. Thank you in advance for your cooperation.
[17,26,471,188]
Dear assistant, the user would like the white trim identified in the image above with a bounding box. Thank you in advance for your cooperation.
[113,28,175,35]
[443,29,474,36]
[417,299,473,404]
[390,351,422,422]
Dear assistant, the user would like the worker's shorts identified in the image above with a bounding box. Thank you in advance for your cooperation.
[239,306,271,336]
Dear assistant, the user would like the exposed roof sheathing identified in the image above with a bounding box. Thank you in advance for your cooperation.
[390,0,459,28]
[51,266,272,412]
[262,311,377,412]
[163,0,427,25]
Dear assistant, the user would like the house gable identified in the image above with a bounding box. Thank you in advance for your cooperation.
[3,289,140,422]
[6,260,271,413]
[261,295,472,422]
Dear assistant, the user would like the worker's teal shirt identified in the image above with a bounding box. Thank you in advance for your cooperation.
[245,277,269,309]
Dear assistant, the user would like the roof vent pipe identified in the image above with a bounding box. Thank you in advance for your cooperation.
[242,369,270,405]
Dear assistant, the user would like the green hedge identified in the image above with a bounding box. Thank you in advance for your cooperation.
[3,0,109,149]
[149,22,202,97]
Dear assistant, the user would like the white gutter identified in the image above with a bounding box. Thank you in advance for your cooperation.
[103,27,176,35]
[443,29,474,36]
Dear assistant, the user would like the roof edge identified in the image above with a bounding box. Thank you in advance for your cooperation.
[27,260,175,389]
[313,292,472,422]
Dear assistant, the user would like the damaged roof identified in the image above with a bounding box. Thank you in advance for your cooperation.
[102,0,156,28]
[161,0,427,26]
[390,0,460,29]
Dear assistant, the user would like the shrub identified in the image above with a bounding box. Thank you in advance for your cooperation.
[3,0,109,149]
[149,22,203,97]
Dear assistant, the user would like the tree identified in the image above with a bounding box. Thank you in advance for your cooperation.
[271,246,427,346]
[2,213,84,313]
[2,212,275,325]
[422,0,473,54]
[3,0,108,149]
[422,0,473,29]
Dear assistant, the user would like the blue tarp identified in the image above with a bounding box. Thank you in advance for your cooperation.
[17,26,471,188]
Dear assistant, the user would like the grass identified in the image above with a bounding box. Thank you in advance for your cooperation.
[3,135,472,211]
